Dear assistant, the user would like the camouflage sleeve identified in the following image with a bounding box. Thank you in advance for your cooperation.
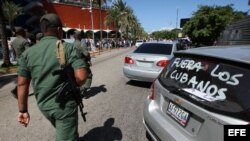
[81,44,91,62]
[23,40,30,50]
[17,53,31,79]
[64,42,87,70]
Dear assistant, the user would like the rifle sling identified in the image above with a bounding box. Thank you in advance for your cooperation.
[56,40,66,66]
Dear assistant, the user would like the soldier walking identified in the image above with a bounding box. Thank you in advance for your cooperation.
[11,27,30,62]
[10,27,30,98]
[73,31,93,98]
[16,13,88,141]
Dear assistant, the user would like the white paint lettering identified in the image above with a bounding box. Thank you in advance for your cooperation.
[193,62,203,72]
[226,74,243,86]
[211,64,220,78]
[219,71,230,81]
[216,88,227,100]
[180,73,189,83]
[180,60,189,68]
[188,76,198,88]
[196,81,210,92]
[172,58,181,67]
[170,70,177,79]
[186,60,195,70]
[206,85,218,96]
[211,64,243,86]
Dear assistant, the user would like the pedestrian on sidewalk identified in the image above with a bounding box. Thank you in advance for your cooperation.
[10,26,30,98]
[16,13,88,141]
[73,31,93,98]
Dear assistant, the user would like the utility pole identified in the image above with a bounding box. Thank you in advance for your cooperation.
[176,8,179,29]
[90,0,94,40]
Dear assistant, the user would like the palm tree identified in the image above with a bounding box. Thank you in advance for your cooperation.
[105,7,120,42]
[122,7,135,39]
[0,1,11,67]
[105,0,144,42]
[105,0,130,41]
[0,0,22,67]
[129,15,142,40]
[3,1,22,34]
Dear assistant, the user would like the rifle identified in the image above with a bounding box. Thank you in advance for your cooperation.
[52,64,87,122]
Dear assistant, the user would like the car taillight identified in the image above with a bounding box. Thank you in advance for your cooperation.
[156,60,169,67]
[125,56,134,64]
[149,80,155,100]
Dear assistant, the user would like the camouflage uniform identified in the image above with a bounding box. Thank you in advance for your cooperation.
[10,27,30,98]
[17,13,87,141]
[11,27,30,63]
[73,31,93,97]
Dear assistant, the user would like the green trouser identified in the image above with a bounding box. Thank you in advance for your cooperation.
[41,106,78,141]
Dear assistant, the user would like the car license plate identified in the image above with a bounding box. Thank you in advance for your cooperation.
[167,101,190,127]
[137,62,152,68]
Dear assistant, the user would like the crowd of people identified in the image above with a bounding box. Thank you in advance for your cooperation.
[7,29,44,62]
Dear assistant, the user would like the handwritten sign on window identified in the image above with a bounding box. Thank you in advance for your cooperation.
[168,58,244,101]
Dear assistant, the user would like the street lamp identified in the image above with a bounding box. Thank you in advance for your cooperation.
[82,0,94,40]
[89,0,94,40]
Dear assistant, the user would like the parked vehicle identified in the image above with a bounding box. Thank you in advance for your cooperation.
[123,41,184,82]
[143,45,250,141]
[135,40,144,48]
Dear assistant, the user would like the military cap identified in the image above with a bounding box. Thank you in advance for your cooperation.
[74,30,81,36]
[40,13,63,27]
[15,26,25,34]
[36,33,44,40]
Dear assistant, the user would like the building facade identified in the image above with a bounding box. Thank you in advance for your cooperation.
[218,16,250,45]
[12,0,116,39]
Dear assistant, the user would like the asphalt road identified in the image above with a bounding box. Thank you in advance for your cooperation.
[0,47,151,141]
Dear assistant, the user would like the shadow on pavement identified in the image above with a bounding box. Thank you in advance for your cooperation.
[79,118,123,141]
[0,74,17,89]
[126,80,152,89]
[84,84,107,99]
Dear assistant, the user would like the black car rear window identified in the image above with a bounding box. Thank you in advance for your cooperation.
[159,56,250,120]
[134,43,173,55]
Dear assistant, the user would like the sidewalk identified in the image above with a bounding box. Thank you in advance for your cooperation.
[0,60,17,65]
[91,47,132,59]
[0,47,133,76]
[0,47,133,95]
[0,47,133,66]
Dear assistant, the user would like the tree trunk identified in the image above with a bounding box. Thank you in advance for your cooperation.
[0,2,12,67]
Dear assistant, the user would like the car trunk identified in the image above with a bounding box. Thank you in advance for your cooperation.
[155,55,250,141]
[129,53,172,71]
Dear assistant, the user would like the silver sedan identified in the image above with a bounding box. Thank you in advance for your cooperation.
[123,41,182,82]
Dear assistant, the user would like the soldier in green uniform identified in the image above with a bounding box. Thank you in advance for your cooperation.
[73,31,93,98]
[35,32,43,43]
[11,27,30,62]
[10,27,30,98]
[17,13,88,141]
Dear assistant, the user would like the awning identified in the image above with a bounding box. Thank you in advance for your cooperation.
[75,28,82,31]
[62,27,73,32]
[83,29,100,33]
[104,29,112,33]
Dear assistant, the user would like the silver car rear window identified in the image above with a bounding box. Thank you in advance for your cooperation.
[134,43,173,55]
[159,56,250,120]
